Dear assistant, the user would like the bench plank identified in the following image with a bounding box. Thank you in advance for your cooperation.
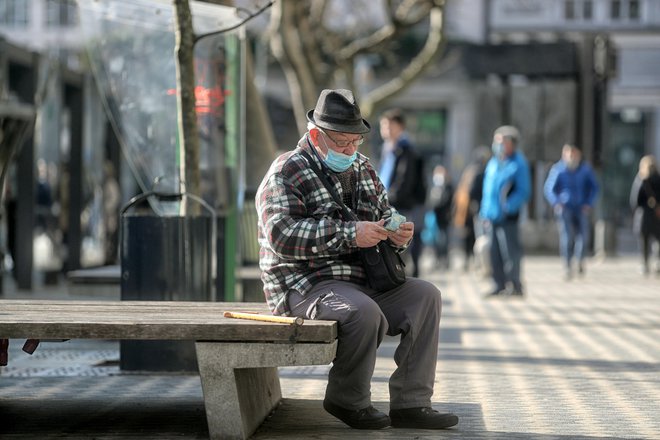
[0,300,336,342]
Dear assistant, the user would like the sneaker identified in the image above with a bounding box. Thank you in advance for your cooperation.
[390,407,459,429]
[510,290,524,298]
[323,399,390,430]
[577,262,585,275]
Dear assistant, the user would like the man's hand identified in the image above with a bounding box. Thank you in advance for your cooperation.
[388,221,414,246]
[355,219,389,248]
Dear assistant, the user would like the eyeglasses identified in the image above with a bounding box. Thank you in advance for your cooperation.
[321,129,364,148]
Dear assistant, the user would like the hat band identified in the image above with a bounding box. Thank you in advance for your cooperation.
[314,111,362,126]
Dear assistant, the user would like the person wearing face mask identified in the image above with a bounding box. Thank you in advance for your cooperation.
[544,144,599,280]
[427,165,454,269]
[256,89,458,431]
[479,125,531,298]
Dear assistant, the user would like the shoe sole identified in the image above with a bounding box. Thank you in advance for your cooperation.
[391,414,459,429]
[323,402,391,430]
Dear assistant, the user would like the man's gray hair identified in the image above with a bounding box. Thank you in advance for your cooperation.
[494,125,520,145]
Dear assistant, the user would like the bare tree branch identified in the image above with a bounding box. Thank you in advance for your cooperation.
[195,1,274,43]
[395,0,431,22]
[269,0,447,128]
[269,0,319,132]
[310,0,329,24]
[361,5,445,117]
[337,0,435,60]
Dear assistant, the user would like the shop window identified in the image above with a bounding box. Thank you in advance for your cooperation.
[565,0,593,20]
[45,0,79,27]
[611,0,621,19]
[0,0,29,27]
[565,0,576,19]
[629,0,640,20]
[610,0,640,20]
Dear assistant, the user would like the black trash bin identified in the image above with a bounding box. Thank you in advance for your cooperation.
[119,191,214,371]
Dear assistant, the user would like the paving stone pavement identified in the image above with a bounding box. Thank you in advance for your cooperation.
[0,254,658,439]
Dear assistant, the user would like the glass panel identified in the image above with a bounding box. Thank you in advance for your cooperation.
[78,0,243,215]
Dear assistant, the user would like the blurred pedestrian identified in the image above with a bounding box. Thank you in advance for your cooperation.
[480,126,531,298]
[544,144,599,279]
[428,165,454,269]
[103,161,120,264]
[378,108,427,277]
[35,159,53,231]
[629,155,660,275]
[453,146,490,271]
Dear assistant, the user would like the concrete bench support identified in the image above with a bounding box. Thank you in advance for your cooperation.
[196,341,337,440]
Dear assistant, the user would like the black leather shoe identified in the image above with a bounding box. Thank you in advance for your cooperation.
[323,399,390,429]
[390,407,459,429]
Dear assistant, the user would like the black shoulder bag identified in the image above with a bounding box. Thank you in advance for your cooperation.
[300,149,406,291]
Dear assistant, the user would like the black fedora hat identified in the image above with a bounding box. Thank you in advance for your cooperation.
[306,89,371,134]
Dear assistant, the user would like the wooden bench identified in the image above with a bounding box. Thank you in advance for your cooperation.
[0,299,337,440]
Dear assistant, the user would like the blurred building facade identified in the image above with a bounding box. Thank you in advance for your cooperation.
[445,0,660,252]
[3,0,660,283]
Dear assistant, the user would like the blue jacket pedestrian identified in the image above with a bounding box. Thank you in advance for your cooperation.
[479,126,531,297]
[480,150,531,224]
[543,144,599,278]
[544,158,599,211]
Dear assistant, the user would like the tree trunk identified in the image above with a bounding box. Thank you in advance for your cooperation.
[173,0,201,214]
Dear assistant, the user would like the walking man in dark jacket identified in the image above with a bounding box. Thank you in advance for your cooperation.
[378,109,427,277]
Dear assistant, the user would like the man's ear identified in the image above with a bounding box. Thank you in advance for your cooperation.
[309,127,319,143]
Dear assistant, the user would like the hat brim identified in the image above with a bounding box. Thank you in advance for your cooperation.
[307,109,371,134]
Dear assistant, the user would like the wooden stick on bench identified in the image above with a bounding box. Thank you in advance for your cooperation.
[223,311,304,326]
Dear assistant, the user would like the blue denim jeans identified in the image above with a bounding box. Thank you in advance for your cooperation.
[557,207,590,269]
[487,219,523,293]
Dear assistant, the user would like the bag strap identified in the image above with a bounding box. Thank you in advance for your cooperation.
[300,148,358,222]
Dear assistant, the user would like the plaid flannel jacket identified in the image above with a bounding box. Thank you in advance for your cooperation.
[256,135,405,315]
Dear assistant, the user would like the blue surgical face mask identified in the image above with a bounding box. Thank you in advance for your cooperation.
[318,132,358,172]
[324,148,357,172]
[492,142,504,157]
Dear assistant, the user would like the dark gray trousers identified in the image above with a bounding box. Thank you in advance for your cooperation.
[287,277,442,411]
